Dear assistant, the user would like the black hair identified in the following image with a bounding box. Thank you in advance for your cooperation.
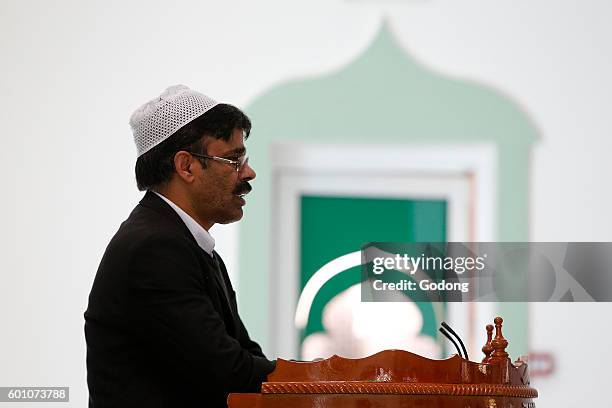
[135,103,251,191]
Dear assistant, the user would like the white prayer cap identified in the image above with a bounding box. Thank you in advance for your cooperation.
[130,85,218,157]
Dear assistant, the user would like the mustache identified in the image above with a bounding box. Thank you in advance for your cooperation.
[233,182,252,195]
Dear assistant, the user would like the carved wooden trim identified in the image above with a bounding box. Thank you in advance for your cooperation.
[261,382,538,398]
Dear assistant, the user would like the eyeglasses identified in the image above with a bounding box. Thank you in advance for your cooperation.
[188,152,249,172]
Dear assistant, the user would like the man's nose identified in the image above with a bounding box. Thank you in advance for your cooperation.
[240,161,256,181]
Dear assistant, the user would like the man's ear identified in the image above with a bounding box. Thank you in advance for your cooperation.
[173,151,197,183]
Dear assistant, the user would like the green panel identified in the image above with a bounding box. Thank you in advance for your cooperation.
[239,22,536,355]
[300,196,446,343]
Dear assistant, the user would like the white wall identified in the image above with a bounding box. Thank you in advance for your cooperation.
[1,0,610,406]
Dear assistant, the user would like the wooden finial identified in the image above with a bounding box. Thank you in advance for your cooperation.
[491,317,509,360]
[481,324,494,363]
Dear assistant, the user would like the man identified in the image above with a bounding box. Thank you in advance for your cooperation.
[84,85,275,408]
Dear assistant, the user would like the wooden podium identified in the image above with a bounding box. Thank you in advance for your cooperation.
[228,317,538,408]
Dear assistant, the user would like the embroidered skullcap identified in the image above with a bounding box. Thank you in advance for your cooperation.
[130,85,218,157]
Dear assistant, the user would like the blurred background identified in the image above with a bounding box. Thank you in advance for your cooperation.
[1,0,611,406]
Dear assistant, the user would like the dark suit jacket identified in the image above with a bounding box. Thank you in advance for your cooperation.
[84,191,274,408]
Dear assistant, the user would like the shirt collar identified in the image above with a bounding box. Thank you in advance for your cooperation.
[152,191,215,256]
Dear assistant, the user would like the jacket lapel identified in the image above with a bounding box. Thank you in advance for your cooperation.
[139,191,238,332]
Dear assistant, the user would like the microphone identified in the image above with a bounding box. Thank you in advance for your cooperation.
[439,322,469,360]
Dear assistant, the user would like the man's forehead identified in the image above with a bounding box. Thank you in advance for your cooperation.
[204,129,246,155]
[221,146,246,156]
